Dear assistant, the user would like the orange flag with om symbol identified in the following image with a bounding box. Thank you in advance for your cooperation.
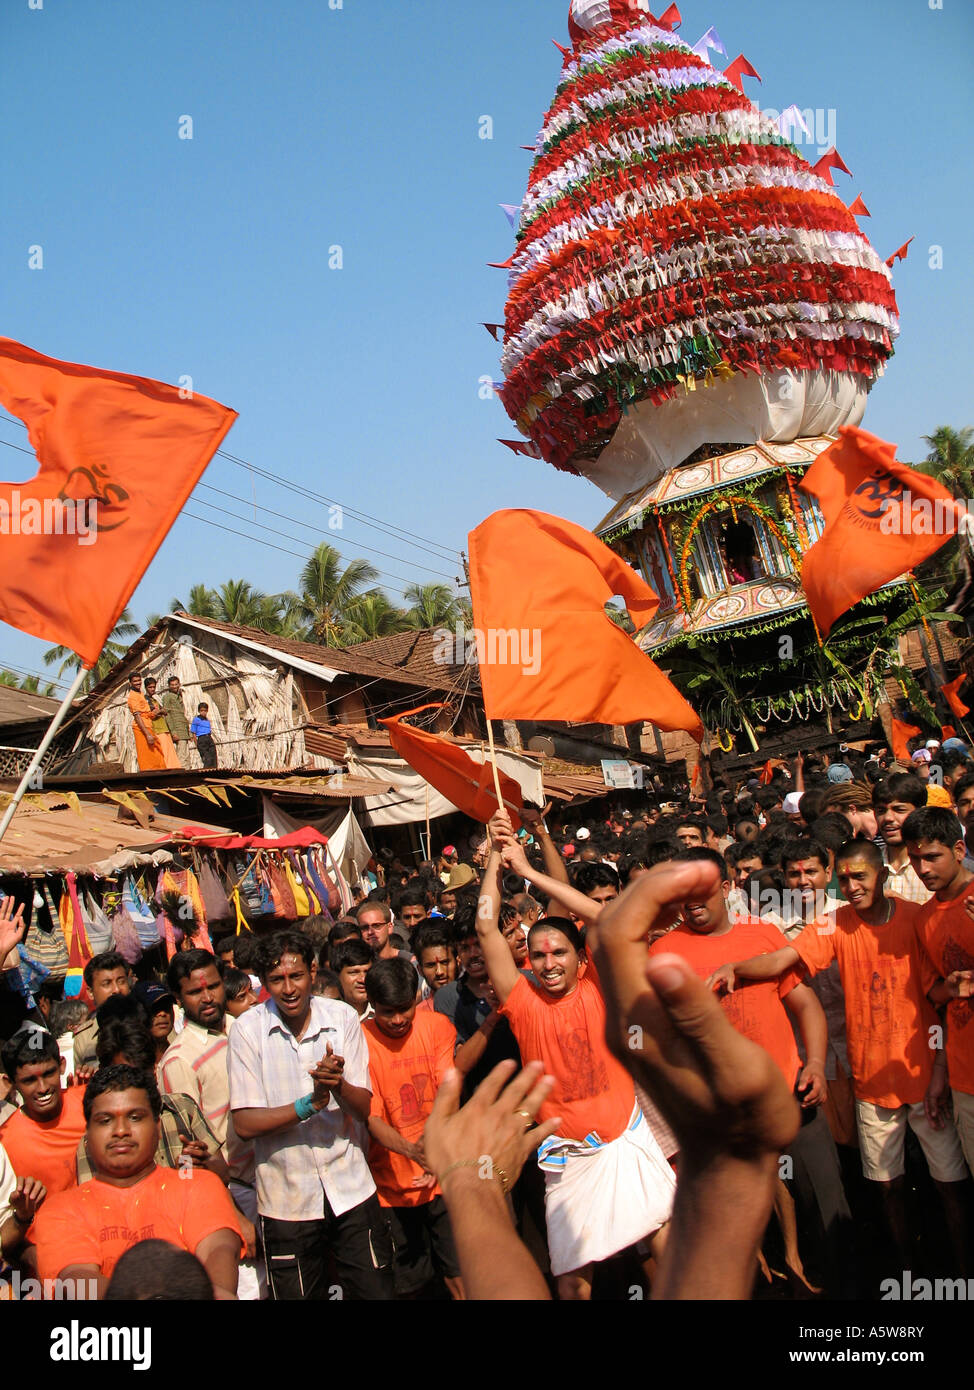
[799,426,964,636]
[0,339,236,667]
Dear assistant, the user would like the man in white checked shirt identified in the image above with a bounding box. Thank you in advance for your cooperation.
[873,774,933,906]
[228,930,394,1300]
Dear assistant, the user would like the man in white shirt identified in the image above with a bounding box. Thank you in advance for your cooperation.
[228,930,393,1300]
[873,774,932,905]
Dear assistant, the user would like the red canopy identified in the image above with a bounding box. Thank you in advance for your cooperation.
[170,826,329,850]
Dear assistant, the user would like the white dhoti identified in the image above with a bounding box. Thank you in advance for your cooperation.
[539,1106,676,1277]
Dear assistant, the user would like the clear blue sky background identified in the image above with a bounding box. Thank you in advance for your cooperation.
[1,0,971,692]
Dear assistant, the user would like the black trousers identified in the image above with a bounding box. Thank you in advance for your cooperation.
[197,733,217,769]
[262,1194,394,1301]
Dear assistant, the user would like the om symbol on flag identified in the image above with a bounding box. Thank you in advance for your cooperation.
[850,468,906,523]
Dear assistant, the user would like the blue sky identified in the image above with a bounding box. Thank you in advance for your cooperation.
[1,0,971,693]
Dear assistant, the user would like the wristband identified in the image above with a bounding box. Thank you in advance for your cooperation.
[294,1093,317,1122]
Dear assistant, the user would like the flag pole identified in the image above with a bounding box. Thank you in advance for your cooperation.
[0,665,88,848]
[484,717,507,815]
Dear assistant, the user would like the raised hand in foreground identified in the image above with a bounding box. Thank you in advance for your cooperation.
[593,860,799,1299]
[424,1060,560,1301]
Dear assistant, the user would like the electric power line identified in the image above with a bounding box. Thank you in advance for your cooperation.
[194,481,458,582]
[0,423,463,575]
[216,449,459,562]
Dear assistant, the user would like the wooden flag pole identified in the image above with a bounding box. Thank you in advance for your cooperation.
[0,664,88,848]
[484,717,507,815]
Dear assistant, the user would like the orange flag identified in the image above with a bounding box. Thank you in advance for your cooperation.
[941,675,970,719]
[799,426,964,635]
[468,509,704,739]
[758,759,774,785]
[381,704,525,829]
[0,339,237,667]
[891,717,921,762]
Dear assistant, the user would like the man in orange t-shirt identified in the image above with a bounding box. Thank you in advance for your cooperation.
[0,1028,86,1211]
[484,818,675,1301]
[656,845,850,1297]
[362,958,463,1299]
[905,807,974,1179]
[32,1064,242,1297]
[714,837,969,1270]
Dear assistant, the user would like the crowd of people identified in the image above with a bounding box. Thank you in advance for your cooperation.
[1,733,973,1301]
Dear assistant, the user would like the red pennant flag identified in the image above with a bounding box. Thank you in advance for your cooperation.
[848,194,871,217]
[942,725,958,742]
[811,147,853,185]
[468,509,704,739]
[552,39,572,61]
[498,439,542,459]
[885,237,915,268]
[891,717,921,763]
[0,339,236,667]
[799,426,964,635]
[482,323,505,341]
[723,54,761,91]
[654,4,682,29]
[381,704,524,830]
[758,759,774,785]
[941,674,970,719]
[691,762,701,790]
[487,252,516,269]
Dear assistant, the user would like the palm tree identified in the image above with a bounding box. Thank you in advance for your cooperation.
[402,582,465,630]
[914,426,974,589]
[342,591,410,643]
[289,543,380,646]
[0,670,58,696]
[170,583,220,618]
[43,607,140,692]
[918,426,974,499]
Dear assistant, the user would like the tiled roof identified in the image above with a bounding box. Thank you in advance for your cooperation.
[0,685,63,728]
[346,628,477,690]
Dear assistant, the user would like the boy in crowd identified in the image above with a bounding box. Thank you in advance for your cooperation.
[0,1028,86,1205]
[906,808,974,1177]
[362,958,464,1298]
[191,702,218,769]
[72,951,133,1069]
[331,937,374,1020]
[413,923,456,995]
[873,774,931,905]
[711,837,970,1272]
[223,967,259,1020]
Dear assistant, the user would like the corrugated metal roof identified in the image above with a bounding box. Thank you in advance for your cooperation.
[0,794,231,873]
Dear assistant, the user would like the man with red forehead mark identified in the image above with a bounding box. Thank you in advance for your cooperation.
[480,812,674,1300]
